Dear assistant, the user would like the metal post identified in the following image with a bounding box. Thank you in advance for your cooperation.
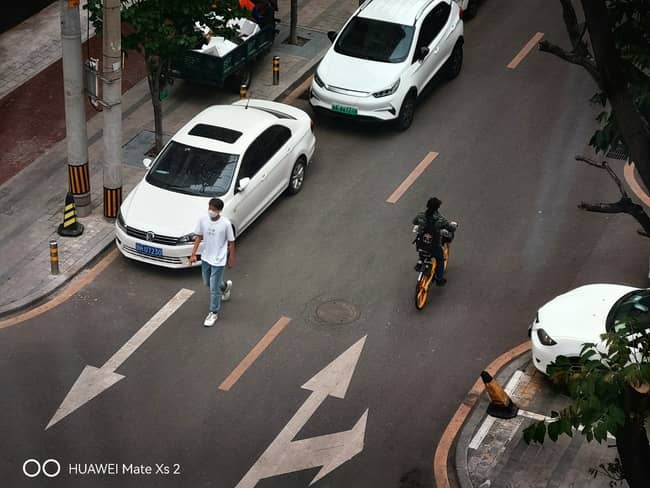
[102,0,123,219]
[60,0,91,217]
[240,84,248,99]
[49,240,60,275]
[272,56,280,85]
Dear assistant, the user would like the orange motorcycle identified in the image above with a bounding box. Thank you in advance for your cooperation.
[413,222,458,310]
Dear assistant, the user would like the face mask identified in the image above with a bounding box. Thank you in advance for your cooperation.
[208,210,219,219]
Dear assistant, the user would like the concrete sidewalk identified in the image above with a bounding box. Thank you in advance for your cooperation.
[0,0,359,317]
[454,355,625,488]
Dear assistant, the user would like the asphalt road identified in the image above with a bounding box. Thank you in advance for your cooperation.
[1,1,648,487]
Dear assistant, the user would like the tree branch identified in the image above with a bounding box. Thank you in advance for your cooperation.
[539,40,602,86]
[576,155,650,237]
[575,155,629,197]
[559,0,590,57]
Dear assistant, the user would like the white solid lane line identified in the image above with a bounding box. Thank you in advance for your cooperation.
[468,371,525,450]
[46,288,195,430]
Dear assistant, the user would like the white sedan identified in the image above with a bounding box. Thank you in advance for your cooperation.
[115,99,316,268]
[529,284,650,374]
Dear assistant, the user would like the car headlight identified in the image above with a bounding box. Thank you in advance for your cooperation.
[372,79,400,98]
[314,71,326,89]
[537,328,557,346]
[178,233,196,244]
[117,209,127,230]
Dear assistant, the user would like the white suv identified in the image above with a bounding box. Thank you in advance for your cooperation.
[309,0,464,130]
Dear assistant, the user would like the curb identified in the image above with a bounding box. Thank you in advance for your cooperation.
[433,341,531,488]
[0,44,323,321]
[453,354,532,488]
[0,233,116,319]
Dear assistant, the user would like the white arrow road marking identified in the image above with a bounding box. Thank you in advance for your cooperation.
[236,335,368,488]
[46,288,194,430]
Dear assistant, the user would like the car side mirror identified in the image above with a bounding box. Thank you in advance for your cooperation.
[327,31,337,43]
[417,46,430,61]
[142,158,153,169]
[237,177,251,192]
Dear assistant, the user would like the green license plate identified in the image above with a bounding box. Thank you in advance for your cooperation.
[331,104,358,115]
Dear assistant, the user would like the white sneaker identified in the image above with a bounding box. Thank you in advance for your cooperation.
[221,280,233,301]
[204,312,218,327]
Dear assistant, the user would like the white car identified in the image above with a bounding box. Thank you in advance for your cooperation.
[529,284,650,374]
[309,0,464,130]
[115,99,316,268]
[453,0,479,19]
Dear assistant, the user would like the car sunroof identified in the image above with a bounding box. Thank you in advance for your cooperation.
[188,124,242,143]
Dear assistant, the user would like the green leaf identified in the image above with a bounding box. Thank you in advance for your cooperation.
[534,421,547,444]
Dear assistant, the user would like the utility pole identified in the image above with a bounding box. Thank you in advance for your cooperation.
[289,0,298,45]
[60,0,91,217]
[102,0,123,219]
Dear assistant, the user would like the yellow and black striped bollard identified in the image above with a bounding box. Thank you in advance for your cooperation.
[272,56,280,85]
[57,192,84,237]
[49,240,60,275]
[240,84,248,99]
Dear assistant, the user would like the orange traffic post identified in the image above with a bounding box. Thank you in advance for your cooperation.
[272,56,280,85]
[481,371,518,419]
[49,240,60,275]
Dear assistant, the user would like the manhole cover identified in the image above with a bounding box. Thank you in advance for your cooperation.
[315,300,359,325]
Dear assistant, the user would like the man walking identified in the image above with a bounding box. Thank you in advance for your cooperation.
[190,198,235,326]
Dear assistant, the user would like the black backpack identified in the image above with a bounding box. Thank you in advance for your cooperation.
[415,220,440,255]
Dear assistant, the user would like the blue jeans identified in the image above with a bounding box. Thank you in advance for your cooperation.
[201,261,226,313]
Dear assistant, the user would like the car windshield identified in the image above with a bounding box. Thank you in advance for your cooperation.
[145,141,239,197]
[607,290,650,332]
[334,17,414,63]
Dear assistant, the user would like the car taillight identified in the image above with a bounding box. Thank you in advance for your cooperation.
[459,7,464,18]
[310,118,314,132]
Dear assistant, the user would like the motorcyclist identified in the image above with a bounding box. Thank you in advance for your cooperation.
[412,197,455,286]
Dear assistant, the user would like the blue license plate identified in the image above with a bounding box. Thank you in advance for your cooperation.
[135,243,163,257]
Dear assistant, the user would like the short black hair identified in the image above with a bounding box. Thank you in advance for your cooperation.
[427,197,442,212]
[209,198,224,210]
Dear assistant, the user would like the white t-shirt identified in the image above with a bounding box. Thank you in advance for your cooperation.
[194,215,234,266]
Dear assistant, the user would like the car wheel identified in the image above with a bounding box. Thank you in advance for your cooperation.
[395,92,416,131]
[464,0,479,19]
[443,43,463,80]
[287,158,306,195]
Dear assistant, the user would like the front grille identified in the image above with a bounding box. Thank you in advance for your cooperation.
[327,84,370,96]
[125,226,179,246]
[121,244,184,265]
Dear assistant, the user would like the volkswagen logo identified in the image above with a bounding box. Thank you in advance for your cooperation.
[146,231,155,242]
